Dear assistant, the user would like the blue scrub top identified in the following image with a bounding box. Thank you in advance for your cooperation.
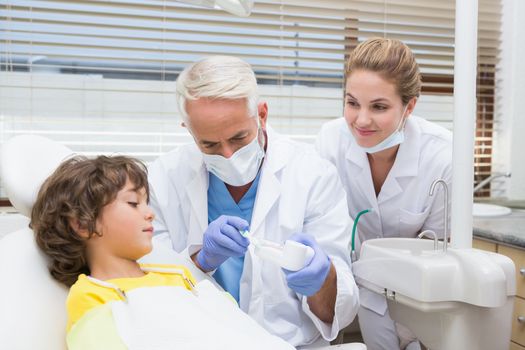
[207,171,261,302]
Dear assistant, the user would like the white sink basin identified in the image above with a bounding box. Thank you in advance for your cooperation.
[353,238,516,350]
[473,203,511,217]
[352,238,514,307]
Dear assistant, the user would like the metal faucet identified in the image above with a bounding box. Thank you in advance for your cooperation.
[429,179,448,252]
[473,172,511,193]
[417,230,439,250]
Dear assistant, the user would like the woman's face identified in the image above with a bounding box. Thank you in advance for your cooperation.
[344,69,414,148]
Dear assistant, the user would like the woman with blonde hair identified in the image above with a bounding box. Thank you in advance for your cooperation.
[317,38,452,350]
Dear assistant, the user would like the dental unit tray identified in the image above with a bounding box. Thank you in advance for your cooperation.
[241,231,314,271]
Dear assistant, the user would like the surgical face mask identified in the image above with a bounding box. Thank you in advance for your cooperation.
[201,124,265,186]
[358,105,408,154]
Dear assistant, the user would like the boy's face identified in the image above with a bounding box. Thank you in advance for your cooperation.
[93,180,155,262]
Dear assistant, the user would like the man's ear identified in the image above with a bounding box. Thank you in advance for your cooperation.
[69,218,90,239]
[257,101,268,129]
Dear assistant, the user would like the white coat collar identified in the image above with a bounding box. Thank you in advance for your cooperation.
[249,125,288,235]
[181,145,208,244]
[378,118,420,203]
[390,117,420,177]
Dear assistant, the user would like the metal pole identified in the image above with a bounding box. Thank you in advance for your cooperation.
[451,0,478,249]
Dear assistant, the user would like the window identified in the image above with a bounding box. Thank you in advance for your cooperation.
[0,0,501,200]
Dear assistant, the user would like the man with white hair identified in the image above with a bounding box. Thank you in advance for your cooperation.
[148,55,359,347]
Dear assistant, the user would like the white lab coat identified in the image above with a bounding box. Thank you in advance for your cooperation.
[316,116,452,253]
[316,116,452,350]
[148,126,359,347]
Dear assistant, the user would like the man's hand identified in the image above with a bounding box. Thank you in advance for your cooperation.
[195,215,249,272]
[283,232,331,296]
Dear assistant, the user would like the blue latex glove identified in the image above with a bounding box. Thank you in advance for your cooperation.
[283,232,331,297]
[196,215,250,272]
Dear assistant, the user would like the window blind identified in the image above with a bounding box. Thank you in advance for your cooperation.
[0,0,502,200]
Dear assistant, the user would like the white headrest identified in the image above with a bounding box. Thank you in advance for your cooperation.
[0,135,74,217]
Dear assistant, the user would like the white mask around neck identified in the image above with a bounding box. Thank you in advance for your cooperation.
[357,105,409,154]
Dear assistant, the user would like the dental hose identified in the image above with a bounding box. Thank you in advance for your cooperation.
[350,208,372,262]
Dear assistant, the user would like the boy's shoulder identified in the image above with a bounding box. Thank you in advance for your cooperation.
[66,274,114,331]
[67,274,106,304]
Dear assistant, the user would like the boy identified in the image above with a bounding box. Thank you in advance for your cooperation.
[31,155,293,350]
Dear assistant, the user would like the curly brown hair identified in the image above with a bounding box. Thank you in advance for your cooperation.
[30,155,149,287]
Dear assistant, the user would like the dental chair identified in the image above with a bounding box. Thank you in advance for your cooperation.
[0,135,365,350]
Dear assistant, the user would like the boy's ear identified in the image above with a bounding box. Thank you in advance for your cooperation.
[69,218,90,238]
